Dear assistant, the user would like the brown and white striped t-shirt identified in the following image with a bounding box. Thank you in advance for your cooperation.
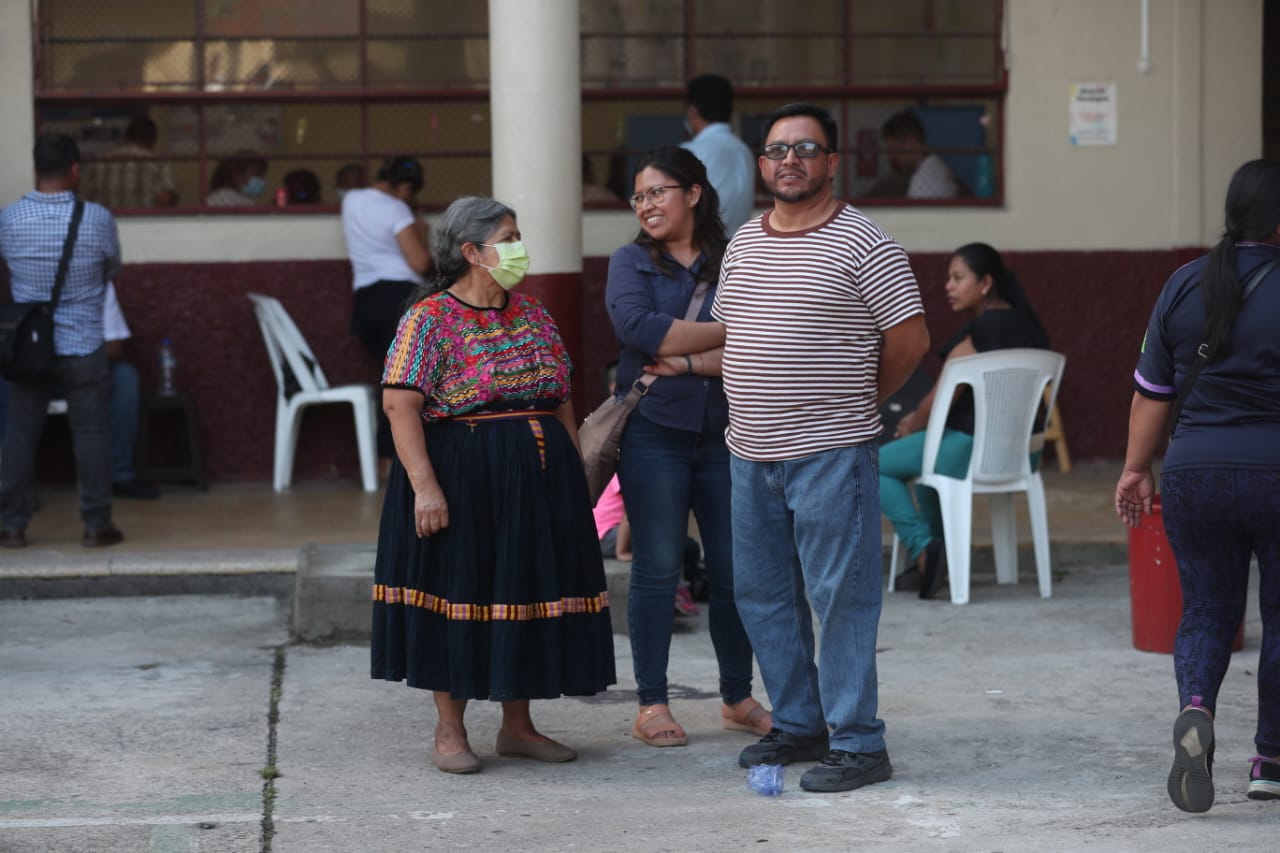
[711,202,923,461]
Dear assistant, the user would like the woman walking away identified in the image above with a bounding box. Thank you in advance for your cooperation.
[1117,159,1280,812]
[371,196,616,774]
[606,146,768,747]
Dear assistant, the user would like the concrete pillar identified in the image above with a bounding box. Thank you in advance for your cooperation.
[488,0,585,405]
[0,2,35,206]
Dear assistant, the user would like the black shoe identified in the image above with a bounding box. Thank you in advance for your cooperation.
[113,479,161,500]
[919,540,948,600]
[0,528,27,549]
[738,728,829,768]
[800,749,893,793]
[1168,707,1215,812]
[83,525,125,548]
[894,566,922,592]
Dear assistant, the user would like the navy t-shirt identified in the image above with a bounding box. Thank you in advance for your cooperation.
[1134,243,1280,471]
[939,308,1047,434]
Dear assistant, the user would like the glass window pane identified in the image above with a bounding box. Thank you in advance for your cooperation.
[851,0,997,34]
[849,35,1001,85]
[582,37,684,87]
[45,42,197,91]
[203,40,361,90]
[366,38,489,88]
[368,102,491,155]
[367,0,486,36]
[205,1,359,36]
[46,0,196,39]
[695,36,842,85]
[695,0,843,35]
[582,0,685,35]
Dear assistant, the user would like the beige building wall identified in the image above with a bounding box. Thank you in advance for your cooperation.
[0,0,1263,263]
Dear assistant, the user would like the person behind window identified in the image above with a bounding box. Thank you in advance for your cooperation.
[205,154,268,207]
[606,146,770,748]
[682,74,755,235]
[878,109,961,200]
[879,243,1049,599]
[282,168,321,206]
[1117,159,1280,812]
[81,115,177,210]
[341,156,432,475]
[581,154,620,203]
[334,162,366,202]
[372,195,616,774]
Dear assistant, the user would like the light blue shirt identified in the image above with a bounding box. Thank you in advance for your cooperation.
[0,191,121,356]
[682,123,755,236]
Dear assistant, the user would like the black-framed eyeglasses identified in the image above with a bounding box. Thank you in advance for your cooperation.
[629,184,683,209]
[761,141,833,160]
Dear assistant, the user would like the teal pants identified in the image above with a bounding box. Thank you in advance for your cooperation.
[878,430,973,562]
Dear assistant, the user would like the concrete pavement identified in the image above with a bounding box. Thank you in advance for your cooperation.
[3,559,1278,852]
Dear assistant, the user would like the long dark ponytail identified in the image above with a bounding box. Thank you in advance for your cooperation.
[1202,160,1280,361]
[952,242,1049,349]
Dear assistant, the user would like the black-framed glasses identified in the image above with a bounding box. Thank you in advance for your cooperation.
[761,141,833,160]
[629,184,683,209]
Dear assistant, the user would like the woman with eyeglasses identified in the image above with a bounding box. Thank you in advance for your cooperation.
[371,196,616,774]
[605,146,769,747]
[342,156,433,476]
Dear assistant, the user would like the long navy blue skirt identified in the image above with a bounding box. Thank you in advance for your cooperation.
[370,410,617,701]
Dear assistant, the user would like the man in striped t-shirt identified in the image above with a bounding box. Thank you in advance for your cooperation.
[712,103,929,793]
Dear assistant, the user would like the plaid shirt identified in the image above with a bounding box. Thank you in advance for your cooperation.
[0,191,121,355]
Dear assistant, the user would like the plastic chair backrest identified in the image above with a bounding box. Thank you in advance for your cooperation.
[248,293,331,397]
[921,348,1066,487]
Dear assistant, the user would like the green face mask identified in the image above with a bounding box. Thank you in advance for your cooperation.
[478,240,530,290]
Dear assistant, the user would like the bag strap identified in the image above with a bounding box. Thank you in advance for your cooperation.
[1169,256,1280,438]
[49,198,85,312]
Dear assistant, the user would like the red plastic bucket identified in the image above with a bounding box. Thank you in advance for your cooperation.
[1128,495,1244,653]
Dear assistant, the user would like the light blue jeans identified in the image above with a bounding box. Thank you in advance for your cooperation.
[730,443,886,754]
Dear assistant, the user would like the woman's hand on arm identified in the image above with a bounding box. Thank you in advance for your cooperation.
[383,388,448,537]
[1115,392,1170,528]
[643,347,724,377]
[395,220,433,276]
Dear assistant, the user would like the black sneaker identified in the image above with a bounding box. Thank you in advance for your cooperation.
[1248,755,1280,801]
[1168,707,1215,812]
[737,728,830,768]
[800,749,893,792]
[920,540,948,600]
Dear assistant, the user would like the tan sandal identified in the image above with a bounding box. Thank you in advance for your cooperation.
[632,704,688,747]
[721,697,772,736]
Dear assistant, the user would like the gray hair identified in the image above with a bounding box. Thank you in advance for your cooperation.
[429,196,517,291]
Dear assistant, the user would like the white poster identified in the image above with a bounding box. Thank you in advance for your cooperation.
[1069,82,1118,146]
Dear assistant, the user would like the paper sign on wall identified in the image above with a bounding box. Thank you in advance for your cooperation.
[1069,82,1118,146]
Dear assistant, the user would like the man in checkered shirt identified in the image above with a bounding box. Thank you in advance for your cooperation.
[0,133,124,549]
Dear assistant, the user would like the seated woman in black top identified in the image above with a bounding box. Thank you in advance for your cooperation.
[879,242,1050,599]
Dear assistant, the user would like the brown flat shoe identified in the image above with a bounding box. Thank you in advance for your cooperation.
[495,731,577,763]
[82,525,124,548]
[722,697,773,736]
[632,704,687,747]
[431,747,482,774]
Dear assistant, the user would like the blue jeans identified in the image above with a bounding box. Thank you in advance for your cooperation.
[1162,467,1280,755]
[879,429,972,561]
[0,348,114,531]
[617,412,754,707]
[731,443,886,754]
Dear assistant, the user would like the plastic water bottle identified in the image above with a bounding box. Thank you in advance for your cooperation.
[159,337,177,396]
[973,152,995,199]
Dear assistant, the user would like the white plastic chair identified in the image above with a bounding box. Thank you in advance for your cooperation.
[887,348,1067,604]
[248,293,378,493]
